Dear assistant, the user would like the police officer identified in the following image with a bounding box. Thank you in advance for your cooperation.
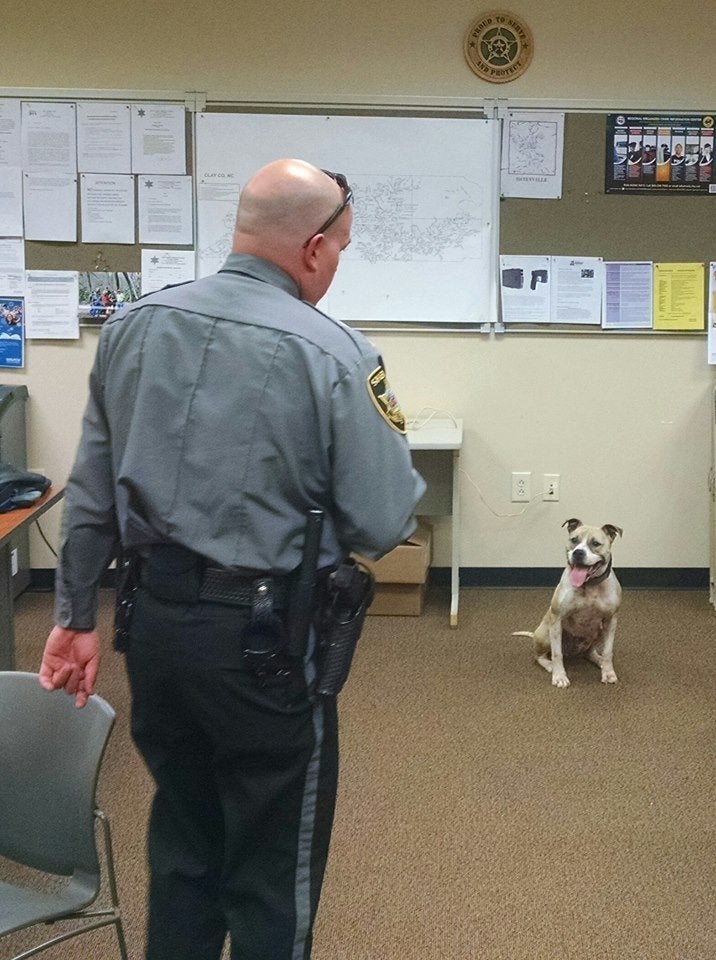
[39,159,425,960]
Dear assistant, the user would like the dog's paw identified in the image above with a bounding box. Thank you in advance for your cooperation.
[601,669,618,684]
[552,672,570,688]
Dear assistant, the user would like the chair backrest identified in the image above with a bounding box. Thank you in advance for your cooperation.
[0,671,115,878]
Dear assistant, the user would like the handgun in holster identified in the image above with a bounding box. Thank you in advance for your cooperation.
[315,558,375,697]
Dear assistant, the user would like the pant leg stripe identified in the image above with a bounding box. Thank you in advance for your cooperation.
[291,694,324,960]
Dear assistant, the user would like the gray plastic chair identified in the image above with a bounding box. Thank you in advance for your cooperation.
[0,671,128,960]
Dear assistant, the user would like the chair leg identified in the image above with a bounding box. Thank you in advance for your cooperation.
[7,917,126,960]
[96,809,130,960]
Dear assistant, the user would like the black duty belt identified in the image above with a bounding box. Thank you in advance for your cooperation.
[139,543,290,609]
[200,566,289,608]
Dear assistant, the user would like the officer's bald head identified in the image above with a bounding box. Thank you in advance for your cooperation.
[231,159,352,305]
[233,159,344,253]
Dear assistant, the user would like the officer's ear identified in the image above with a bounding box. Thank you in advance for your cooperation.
[301,232,323,271]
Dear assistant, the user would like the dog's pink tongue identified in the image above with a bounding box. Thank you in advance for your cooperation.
[569,566,590,588]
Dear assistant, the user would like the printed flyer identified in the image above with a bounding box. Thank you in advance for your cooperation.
[0,298,24,367]
[605,113,715,194]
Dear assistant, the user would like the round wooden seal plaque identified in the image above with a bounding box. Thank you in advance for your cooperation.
[464,10,534,84]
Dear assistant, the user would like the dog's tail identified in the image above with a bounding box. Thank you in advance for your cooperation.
[511,631,535,638]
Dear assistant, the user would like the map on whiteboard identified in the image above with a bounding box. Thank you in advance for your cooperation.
[198,174,485,276]
[347,175,483,264]
[197,178,241,278]
[195,112,498,323]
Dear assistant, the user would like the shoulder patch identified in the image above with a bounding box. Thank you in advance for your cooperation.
[367,365,407,434]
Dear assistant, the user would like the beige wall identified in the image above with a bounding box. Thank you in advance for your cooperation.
[3,1,714,570]
[4,0,713,109]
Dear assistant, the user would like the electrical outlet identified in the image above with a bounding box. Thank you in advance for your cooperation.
[543,473,560,501]
[511,471,531,502]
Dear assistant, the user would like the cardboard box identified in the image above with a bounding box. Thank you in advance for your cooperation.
[368,582,426,616]
[353,521,432,616]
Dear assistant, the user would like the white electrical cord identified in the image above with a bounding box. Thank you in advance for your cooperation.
[407,407,550,519]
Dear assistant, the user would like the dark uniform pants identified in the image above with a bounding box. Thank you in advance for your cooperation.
[125,585,338,960]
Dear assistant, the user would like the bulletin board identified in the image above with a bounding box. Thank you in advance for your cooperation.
[498,111,714,335]
[500,112,714,264]
[10,95,715,335]
[20,95,192,277]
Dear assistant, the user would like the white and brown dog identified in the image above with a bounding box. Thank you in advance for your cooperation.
[514,518,623,688]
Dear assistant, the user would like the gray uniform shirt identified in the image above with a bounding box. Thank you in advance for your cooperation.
[55,253,425,630]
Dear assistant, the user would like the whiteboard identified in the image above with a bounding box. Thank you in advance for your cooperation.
[195,112,498,325]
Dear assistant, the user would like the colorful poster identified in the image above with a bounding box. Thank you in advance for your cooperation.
[0,297,24,367]
[606,114,715,194]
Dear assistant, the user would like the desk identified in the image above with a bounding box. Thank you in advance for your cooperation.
[0,486,64,670]
[407,419,463,627]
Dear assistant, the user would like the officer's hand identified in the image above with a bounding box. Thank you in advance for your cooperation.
[38,626,100,708]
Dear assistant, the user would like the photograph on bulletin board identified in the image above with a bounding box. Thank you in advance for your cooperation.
[605,113,715,194]
[78,271,141,325]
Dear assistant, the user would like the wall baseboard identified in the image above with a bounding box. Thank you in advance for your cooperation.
[28,566,709,593]
[429,567,709,589]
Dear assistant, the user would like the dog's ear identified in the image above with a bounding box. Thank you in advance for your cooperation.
[602,524,623,541]
[562,518,582,533]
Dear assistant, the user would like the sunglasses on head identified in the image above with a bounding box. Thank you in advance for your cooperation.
[303,170,353,247]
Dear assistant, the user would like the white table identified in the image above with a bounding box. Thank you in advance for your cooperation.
[407,418,463,626]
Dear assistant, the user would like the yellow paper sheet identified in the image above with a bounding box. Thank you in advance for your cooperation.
[653,262,705,330]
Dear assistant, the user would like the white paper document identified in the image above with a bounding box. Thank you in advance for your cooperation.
[501,110,564,199]
[0,238,26,297]
[21,102,77,175]
[551,256,603,324]
[138,175,193,245]
[499,254,603,325]
[23,173,78,242]
[80,173,135,244]
[141,248,196,294]
[24,270,80,339]
[708,263,716,364]
[131,103,186,174]
[603,262,653,329]
[0,99,22,168]
[0,167,23,236]
[500,255,551,323]
[77,101,131,173]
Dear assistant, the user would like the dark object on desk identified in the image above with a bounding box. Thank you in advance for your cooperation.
[0,462,50,513]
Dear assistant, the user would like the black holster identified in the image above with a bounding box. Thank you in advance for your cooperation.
[241,577,295,686]
[315,559,374,697]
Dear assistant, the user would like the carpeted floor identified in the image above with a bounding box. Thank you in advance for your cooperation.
[2,583,715,959]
